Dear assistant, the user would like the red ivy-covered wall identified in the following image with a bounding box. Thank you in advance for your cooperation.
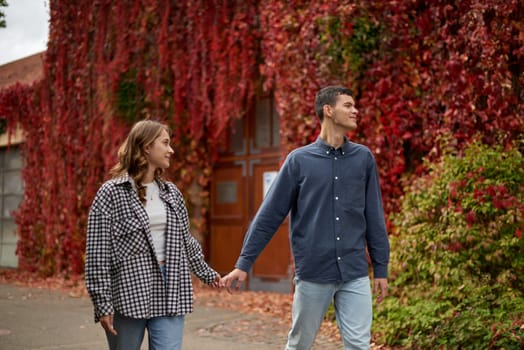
[0,0,522,277]
[259,0,523,215]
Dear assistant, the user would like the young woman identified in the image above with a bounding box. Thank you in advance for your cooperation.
[85,120,220,350]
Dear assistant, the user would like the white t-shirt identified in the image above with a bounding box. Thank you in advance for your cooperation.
[143,181,167,262]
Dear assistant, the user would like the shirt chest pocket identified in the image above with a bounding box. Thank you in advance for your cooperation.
[341,177,366,209]
[111,217,150,259]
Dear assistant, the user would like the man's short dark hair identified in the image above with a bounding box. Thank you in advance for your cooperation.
[314,86,353,122]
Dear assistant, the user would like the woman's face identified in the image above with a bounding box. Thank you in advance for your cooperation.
[145,129,174,170]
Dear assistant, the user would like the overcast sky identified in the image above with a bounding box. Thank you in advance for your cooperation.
[0,0,49,65]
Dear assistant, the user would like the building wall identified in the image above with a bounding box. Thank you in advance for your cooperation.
[0,52,41,268]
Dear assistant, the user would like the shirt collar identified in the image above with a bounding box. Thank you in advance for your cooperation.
[114,174,131,185]
[114,173,168,192]
[314,136,351,154]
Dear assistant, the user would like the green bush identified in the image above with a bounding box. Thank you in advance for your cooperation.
[374,141,524,349]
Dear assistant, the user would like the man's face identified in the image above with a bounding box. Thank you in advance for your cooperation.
[328,94,358,131]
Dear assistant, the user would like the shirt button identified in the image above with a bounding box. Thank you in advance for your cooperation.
[334,157,338,160]
[337,257,341,260]
[336,217,340,221]
[335,196,339,200]
[336,237,340,240]
[334,176,338,180]
[326,151,329,154]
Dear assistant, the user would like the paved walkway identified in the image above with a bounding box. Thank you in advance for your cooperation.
[0,283,340,350]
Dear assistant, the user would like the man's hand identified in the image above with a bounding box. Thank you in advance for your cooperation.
[100,314,117,335]
[373,278,388,304]
[220,268,248,293]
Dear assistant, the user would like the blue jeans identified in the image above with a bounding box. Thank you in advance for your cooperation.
[106,265,183,350]
[105,312,185,350]
[285,276,372,350]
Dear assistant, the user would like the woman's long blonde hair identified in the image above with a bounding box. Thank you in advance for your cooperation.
[110,120,171,204]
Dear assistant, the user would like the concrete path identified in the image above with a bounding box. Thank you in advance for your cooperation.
[0,283,340,350]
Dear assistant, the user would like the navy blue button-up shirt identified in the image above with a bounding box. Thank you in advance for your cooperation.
[235,137,389,283]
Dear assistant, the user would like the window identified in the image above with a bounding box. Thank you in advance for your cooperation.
[254,97,280,150]
[0,146,23,267]
[217,96,281,156]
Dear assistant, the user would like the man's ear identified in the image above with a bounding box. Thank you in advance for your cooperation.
[323,104,333,119]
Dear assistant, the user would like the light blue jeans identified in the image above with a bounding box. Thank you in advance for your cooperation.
[105,312,185,350]
[285,276,372,350]
[106,265,184,350]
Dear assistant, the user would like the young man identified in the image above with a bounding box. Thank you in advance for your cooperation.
[221,86,389,350]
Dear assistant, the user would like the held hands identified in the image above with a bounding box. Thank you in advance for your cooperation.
[207,269,247,292]
[219,268,248,293]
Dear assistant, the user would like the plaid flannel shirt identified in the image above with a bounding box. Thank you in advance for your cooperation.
[85,175,217,322]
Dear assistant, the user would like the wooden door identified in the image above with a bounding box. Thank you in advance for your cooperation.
[251,162,290,279]
[209,162,247,274]
[209,97,292,292]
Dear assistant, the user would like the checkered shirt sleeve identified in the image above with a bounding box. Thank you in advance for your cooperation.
[170,184,218,285]
[85,183,115,321]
